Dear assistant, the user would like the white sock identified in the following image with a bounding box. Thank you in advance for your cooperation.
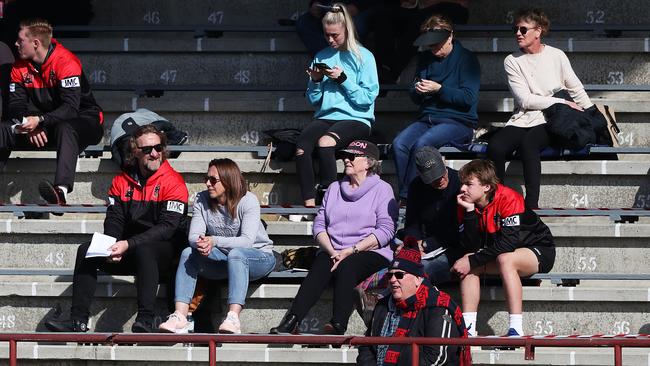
[509,313,523,335]
[463,312,477,337]
[57,185,68,198]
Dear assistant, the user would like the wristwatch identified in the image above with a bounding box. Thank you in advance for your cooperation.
[352,245,359,254]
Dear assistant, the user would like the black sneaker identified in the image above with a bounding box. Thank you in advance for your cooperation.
[131,319,155,333]
[44,317,89,332]
[38,180,66,216]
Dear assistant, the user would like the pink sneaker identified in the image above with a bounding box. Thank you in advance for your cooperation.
[159,311,189,334]
[218,311,241,334]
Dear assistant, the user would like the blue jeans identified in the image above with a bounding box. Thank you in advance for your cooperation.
[174,246,276,306]
[392,117,472,198]
[423,253,452,285]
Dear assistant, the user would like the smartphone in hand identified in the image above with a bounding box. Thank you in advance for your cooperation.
[313,62,332,71]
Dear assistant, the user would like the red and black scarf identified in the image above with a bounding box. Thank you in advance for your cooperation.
[384,280,472,365]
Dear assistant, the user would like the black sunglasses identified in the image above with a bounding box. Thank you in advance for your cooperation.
[386,271,406,280]
[339,152,365,161]
[204,175,221,185]
[512,26,537,35]
[137,144,164,154]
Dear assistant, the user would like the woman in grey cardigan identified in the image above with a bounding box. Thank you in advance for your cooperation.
[159,158,275,334]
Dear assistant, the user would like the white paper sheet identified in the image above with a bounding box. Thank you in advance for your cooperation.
[85,232,116,258]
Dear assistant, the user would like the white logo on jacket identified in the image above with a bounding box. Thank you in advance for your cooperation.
[167,201,185,214]
[501,215,520,227]
[61,77,80,88]
[9,83,15,92]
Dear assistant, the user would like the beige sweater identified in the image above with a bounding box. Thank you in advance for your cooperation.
[504,45,593,128]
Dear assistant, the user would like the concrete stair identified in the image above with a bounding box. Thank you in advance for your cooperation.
[2,343,650,365]
[0,156,648,208]
[86,0,650,27]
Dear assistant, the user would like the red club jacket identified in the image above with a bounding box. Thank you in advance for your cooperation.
[7,39,102,128]
[103,160,189,248]
[457,184,554,268]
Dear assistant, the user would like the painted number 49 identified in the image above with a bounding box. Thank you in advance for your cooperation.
[240,130,259,144]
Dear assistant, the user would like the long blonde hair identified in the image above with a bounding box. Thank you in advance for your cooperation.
[322,3,363,62]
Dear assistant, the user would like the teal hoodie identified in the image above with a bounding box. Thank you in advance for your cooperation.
[306,46,379,127]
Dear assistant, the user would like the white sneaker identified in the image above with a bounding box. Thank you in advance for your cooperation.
[218,311,241,334]
[159,311,189,334]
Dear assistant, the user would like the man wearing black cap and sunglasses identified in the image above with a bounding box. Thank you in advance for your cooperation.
[45,125,189,334]
[357,237,471,366]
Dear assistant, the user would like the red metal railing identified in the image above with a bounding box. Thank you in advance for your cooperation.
[2,333,650,365]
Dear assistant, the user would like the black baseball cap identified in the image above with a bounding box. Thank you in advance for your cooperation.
[415,146,446,185]
[413,28,452,47]
[338,140,380,160]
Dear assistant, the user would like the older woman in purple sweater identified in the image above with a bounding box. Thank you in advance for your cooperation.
[271,140,398,335]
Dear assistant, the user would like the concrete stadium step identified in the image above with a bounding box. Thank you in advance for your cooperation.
[89,92,650,148]
[90,0,305,28]
[59,36,650,54]
[1,277,649,336]
[2,343,650,365]
[0,157,648,208]
[0,219,648,273]
[72,51,650,86]
[87,0,650,27]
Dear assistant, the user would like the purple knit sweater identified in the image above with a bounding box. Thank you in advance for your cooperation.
[313,174,398,261]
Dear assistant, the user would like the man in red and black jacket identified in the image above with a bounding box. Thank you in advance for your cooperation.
[1,19,103,206]
[451,159,555,337]
[45,125,189,333]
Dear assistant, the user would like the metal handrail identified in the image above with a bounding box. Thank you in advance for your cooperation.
[1,333,650,366]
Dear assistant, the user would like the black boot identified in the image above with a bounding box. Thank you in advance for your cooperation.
[322,321,346,335]
[131,318,155,333]
[44,317,89,332]
[270,314,299,334]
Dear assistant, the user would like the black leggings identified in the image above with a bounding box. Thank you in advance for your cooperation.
[288,250,388,331]
[295,119,370,201]
[71,240,176,323]
[487,125,550,208]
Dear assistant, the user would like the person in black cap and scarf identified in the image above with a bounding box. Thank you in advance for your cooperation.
[391,14,480,201]
[357,237,471,366]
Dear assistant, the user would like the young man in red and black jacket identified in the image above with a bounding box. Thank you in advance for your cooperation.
[45,125,189,333]
[2,19,103,206]
[451,159,555,337]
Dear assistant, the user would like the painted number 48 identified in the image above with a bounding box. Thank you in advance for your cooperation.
[45,252,65,266]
